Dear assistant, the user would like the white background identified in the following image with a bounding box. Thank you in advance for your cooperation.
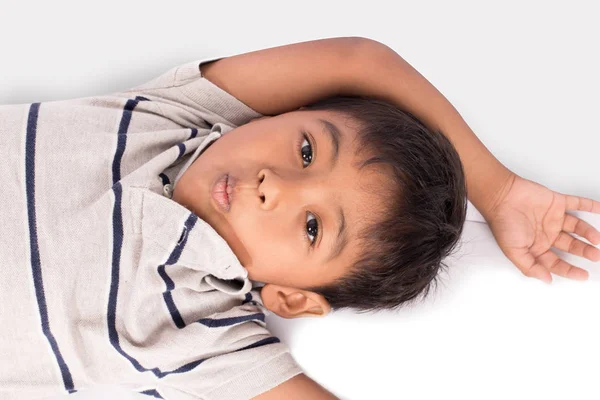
[2,1,599,399]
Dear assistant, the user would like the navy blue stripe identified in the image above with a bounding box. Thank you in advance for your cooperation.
[157,265,175,290]
[139,389,164,398]
[242,292,258,306]
[25,103,77,393]
[162,290,185,329]
[176,143,186,160]
[197,312,265,328]
[153,336,281,378]
[158,173,171,186]
[234,336,280,353]
[108,182,146,374]
[108,98,279,379]
[189,128,198,139]
[112,100,135,184]
[111,96,148,184]
[108,98,159,374]
[177,228,187,244]
[157,214,197,329]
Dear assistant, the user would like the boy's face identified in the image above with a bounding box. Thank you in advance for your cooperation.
[173,109,386,318]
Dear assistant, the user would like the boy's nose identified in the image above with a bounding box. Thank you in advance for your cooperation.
[257,168,328,211]
[257,169,282,210]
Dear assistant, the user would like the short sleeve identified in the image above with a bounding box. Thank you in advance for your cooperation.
[117,55,264,128]
[152,308,304,400]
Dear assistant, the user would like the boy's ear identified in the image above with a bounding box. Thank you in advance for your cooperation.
[260,283,331,319]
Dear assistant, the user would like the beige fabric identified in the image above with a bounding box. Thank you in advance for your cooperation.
[0,56,303,400]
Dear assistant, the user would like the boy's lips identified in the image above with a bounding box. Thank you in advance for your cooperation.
[211,173,235,212]
[226,175,236,202]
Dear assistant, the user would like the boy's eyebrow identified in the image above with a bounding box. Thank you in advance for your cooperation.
[326,205,348,264]
[319,118,341,170]
[317,118,348,263]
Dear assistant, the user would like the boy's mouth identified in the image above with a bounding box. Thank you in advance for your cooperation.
[211,173,236,213]
[226,175,236,197]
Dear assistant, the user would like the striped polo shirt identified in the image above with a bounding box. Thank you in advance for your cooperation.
[0,57,303,400]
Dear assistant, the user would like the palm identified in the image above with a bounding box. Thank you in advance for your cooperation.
[485,175,600,283]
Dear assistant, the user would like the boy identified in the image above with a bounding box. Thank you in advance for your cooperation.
[1,37,598,400]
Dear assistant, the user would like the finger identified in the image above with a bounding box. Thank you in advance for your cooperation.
[563,214,600,245]
[509,248,553,283]
[554,231,600,262]
[536,249,589,281]
[565,194,600,214]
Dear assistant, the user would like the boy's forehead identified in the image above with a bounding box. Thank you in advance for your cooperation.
[297,109,349,125]
[294,110,362,148]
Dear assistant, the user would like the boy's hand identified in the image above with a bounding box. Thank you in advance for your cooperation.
[484,173,600,283]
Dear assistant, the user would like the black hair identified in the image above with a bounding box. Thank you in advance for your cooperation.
[298,95,468,313]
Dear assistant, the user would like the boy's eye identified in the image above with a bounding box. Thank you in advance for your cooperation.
[299,134,313,167]
[305,212,319,246]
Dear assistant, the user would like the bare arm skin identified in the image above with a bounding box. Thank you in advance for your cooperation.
[250,373,338,400]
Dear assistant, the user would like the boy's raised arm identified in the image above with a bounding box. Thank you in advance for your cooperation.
[199,37,358,115]
[250,373,339,400]
[200,36,513,224]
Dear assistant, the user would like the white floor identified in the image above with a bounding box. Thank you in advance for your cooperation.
[3,1,599,399]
